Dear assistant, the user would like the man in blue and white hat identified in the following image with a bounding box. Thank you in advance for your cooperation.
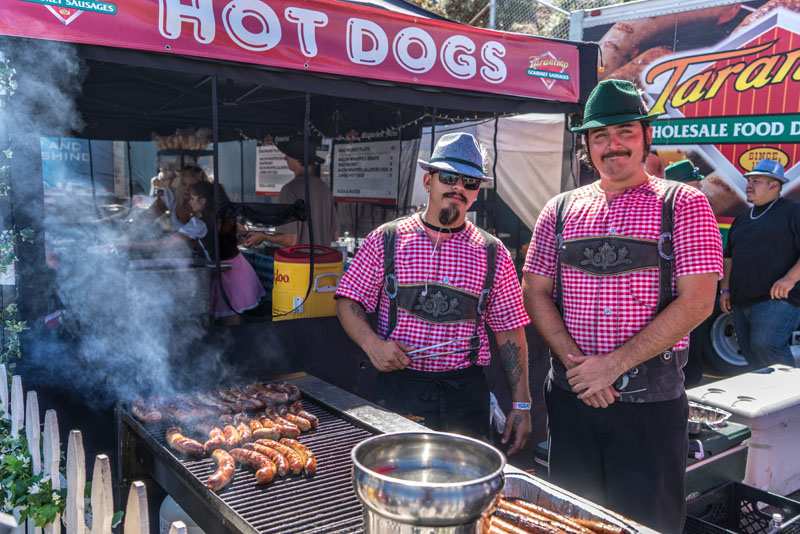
[721,159,800,368]
[335,132,533,452]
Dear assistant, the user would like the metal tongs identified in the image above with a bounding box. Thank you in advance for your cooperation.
[408,336,480,361]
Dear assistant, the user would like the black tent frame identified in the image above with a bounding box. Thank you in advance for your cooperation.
[5,29,597,322]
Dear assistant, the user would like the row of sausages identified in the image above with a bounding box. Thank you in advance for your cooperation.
[164,401,319,492]
[482,498,626,534]
[207,439,318,491]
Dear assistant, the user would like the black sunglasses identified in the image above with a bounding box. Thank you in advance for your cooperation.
[436,170,483,190]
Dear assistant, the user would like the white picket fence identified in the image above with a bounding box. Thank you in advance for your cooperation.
[1,364,186,534]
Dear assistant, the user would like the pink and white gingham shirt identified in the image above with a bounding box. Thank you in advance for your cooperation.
[524,178,723,356]
[336,214,530,372]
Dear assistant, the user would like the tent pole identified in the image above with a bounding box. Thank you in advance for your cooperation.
[490,114,499,232]
[211,75,221,323]
[429,108,437,155]
[396,110,402,217]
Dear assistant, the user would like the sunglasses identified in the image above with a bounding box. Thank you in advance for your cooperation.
[436,170,483,191]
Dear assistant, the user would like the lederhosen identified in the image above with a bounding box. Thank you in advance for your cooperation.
[550,181,688,403]
[376,217,498,438]
[545,182,690,533]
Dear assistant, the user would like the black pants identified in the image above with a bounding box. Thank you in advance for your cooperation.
[545,382,688,533]
[377,366,489,440]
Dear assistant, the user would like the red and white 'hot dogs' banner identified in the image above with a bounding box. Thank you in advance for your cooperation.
[0,0,581,103]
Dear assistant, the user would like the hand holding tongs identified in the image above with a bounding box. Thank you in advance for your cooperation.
[408,336,480,361]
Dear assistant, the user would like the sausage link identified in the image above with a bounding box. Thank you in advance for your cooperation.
[166,427,205,457]
[204,427,226,455]
[279,438,317,476]
[236,422,252,443]
[283,413,312,432]
[206,449,236,492]
[243,442,290,477]
[222,425,241,449]
[229,448,277,484]
[255,439,304,475]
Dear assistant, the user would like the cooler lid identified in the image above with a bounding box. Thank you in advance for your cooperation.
[275,245,342,264]
[687,365,800,419]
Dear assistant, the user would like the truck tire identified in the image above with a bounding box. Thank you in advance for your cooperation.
[702,309,748,374]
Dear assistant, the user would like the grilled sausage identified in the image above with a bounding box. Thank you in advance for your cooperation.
[166,427,205,457]
[282,413,312,432]
[229,448,277,484]
[243,442,290,477]
[222,425,241,449]
[279,438,317,476]
[236,421,252,443]
[573,519,625,534]
[488,515,542,534]
[206,449,236,492]
[289,401,319,429]
[255,439,304,475]
[132,400,163,424]
[204,427,226,454]
[248,383,289,404]
[262,413,300,439]
[499,499,591,534]
[253,418,282,440]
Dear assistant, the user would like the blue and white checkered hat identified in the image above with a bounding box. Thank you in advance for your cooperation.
[418,132,489,180]
[744,159,788,184]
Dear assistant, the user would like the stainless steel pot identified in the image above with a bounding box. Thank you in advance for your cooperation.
[352,432,505,534]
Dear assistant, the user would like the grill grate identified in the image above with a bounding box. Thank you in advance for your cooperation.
[132,400,373,534]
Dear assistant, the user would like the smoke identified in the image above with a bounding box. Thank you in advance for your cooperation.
[1,39,237,406]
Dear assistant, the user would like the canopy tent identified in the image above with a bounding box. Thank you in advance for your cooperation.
[0,0,597,141]
[0,0,597,324]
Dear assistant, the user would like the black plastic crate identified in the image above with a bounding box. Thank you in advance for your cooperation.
[685,482,800,534]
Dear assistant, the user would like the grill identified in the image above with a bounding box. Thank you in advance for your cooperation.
[115,378,393,534]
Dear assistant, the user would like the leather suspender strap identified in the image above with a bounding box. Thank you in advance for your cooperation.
[382,218,403,338]
[553,191,574,314]
[470,228,499,363]
[657,182,680,313]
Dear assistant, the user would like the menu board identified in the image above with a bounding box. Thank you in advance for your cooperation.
[333,140,399,204]
[255,145,295,196]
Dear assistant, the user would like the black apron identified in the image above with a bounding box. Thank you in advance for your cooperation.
[375,217,498,437]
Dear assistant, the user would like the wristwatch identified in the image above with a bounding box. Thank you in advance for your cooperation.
[511,402,532,411]
[719,288,730,295]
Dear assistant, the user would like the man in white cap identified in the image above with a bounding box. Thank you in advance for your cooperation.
[334,132,532,452]
[720,159,800,368]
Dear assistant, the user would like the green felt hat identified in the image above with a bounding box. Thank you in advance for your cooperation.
[571,79,654,133]
[665,159,705,183]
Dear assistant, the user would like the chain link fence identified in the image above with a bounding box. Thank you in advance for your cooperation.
[417,0,624,40]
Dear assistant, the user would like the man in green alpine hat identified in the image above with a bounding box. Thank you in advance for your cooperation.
[524,79,722,532]
[666,159,705,189]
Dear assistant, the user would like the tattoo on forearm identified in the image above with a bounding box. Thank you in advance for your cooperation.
[349,301,368,322]
[498,340,522,387]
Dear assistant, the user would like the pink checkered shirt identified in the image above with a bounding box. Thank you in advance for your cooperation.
[336,214,530,372]
[523,178,723,356]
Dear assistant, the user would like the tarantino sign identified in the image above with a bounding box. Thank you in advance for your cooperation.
[643,9,800,184]
[0,0,581,102]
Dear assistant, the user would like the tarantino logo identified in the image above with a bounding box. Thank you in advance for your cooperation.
[644,8,800,181]
[645,40,798,115]
[526,52,570,90]
[20,0,116,25]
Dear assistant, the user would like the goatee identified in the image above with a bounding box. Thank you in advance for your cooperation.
[438,205,459,226]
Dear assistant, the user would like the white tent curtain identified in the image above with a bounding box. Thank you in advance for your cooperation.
[415,114,566,230]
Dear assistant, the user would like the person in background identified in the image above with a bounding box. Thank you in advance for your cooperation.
[645,149,665,178]
[665,159,704,189]
[523,79,722,532]
[187,180,265,325]
[334,132,532,453]
[243,136,338,248]
[720,159,800,368]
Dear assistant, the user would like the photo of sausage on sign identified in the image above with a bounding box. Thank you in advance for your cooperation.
[583,0,800,216]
